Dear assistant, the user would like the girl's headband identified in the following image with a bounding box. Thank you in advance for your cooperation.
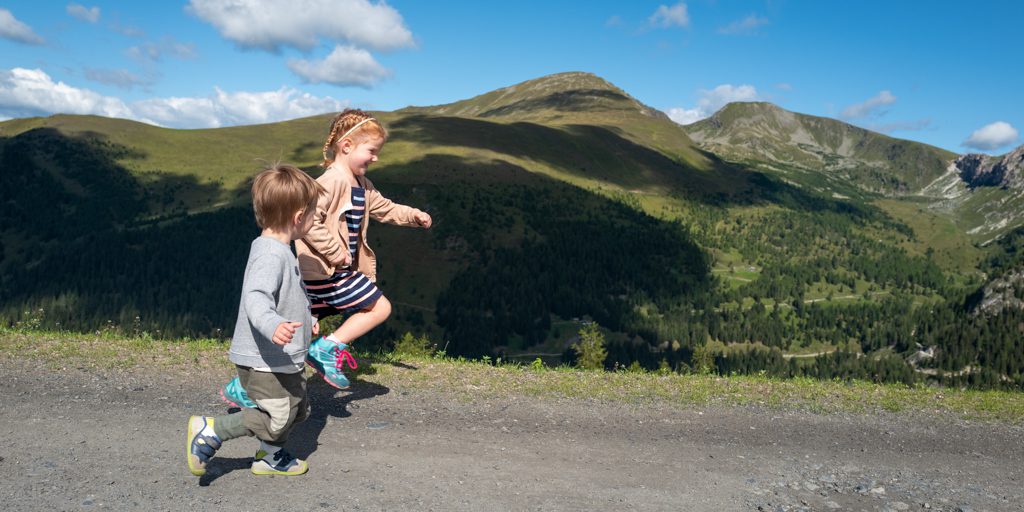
[337,117,376,143]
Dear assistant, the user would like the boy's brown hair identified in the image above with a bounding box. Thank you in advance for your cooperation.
[251,164,323,229]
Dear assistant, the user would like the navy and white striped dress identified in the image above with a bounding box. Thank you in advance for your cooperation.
[305,186,383,319]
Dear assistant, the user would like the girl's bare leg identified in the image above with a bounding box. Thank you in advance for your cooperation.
[330,296,391,345]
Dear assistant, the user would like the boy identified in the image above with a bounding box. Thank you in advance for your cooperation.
[186,164,324,477]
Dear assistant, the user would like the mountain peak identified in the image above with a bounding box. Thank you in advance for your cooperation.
[697,101,822,133]
[404,71,667,122]
[686,101,957,196]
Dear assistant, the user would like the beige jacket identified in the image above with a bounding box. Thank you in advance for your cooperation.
[296,169,423,282]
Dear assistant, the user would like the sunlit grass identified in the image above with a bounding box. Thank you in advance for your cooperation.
[5,329,1021,424]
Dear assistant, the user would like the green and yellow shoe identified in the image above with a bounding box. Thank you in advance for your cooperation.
[251,448,308,476]
[186,416,221,476]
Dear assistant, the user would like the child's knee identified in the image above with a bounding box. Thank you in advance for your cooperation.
[375,296,392,319]
[256,397,296,436]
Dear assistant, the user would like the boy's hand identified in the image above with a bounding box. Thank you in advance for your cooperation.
[414,211,432,229]
[272,321,303,345]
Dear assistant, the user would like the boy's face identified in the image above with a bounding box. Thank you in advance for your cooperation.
[294,207,316,240]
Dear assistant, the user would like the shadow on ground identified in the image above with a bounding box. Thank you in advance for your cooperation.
[196,373,392,486]
[288,378,392,460]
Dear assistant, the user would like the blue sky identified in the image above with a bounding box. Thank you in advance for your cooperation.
[1,1,1021,154]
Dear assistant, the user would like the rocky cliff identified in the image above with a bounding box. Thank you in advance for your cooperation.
[956,144,1024,190]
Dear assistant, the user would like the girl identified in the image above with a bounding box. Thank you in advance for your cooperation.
[222,109,431,407]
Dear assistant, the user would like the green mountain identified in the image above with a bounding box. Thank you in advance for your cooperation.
[2,72,1022,390]
[686,101,958,196]
[686,102,1024,246]
[400,72,710,170]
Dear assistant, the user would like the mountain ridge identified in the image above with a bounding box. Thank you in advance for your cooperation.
[398,71,669,121]
[2,71,1024,390]
[395,71,712,172]
[685,101,958,197]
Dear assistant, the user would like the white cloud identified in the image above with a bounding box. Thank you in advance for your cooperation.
[84,68,154,90]
[133,87,347,128]
[127,38,197,63]
[649,2,690,29]
[0,67,347,129]
[775,83,793,91]
[0,68,132,118]
[67,3,100,23]
[666,107,703,125]
[288,45,390,87]
[666,84,759,125]
[840,90,896,119]
[718,14,768,35]
[605,15,623,27]
[0,8,45,45]
[187,0,414,52]
[963,121,1019,151]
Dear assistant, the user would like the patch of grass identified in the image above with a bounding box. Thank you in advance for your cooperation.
[6,330,1021,423]
[361,355,1024,423]
[0,328,229,372]
[874,198,983,273]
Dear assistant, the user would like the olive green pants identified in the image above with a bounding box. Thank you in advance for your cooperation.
[214,366,309,447]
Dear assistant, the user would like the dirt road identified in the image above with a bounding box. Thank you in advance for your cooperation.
[2,359,1022,511]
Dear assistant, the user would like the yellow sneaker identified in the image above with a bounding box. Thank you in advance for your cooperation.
[186,416,221,476]
[251,448,308,476]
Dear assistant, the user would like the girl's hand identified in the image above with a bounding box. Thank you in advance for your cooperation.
[415,211,432,229]
[338,251,352,267]
[313,319,320,336]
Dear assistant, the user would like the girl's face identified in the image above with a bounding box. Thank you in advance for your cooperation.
[340,135,384,177]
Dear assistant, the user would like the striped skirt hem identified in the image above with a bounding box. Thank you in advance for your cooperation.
[305,270,383,318]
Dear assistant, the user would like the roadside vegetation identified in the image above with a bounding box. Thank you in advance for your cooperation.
[4,326,1023,424]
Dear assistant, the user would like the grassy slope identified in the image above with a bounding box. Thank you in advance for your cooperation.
[0,74,716,210]
[4,329,1023,423]
[687,102,959,193]
[0,72,1015,361]
[0,113,333,210]
[684,102,1024,259]
[400,72,712,171]
[873,198,985,274]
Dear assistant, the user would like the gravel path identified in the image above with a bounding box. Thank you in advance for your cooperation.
[1,359,1022,511]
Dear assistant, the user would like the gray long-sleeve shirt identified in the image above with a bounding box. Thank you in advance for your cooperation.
[228,236,312,373]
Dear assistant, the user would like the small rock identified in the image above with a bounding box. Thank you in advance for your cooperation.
[824,501,840,509]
